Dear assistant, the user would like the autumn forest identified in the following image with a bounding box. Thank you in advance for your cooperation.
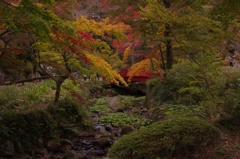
[0,0,240,159]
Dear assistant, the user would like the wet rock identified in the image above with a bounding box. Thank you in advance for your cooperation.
[47,140,62,152]
[1,140,16,158]
[47,139,72,153]
[95,134,102,139]
[108,134,116,140]
[94,125,105,132]
[104,125,112,132]
[80,140,91,145]
[94,149,107,157]
[2,152,15,158]
[59,139,72,147]
[91,137,111,149]
[77,131,95,138]
[108,96,120,108]
[63,150,86,159]
[100,129,110,137]
[35,148,48,157]
[111,129,121,137]
[17,154,33,159]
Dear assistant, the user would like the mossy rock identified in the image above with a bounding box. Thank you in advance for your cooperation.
[0,108,54,154]
[120,125,135,135]
[108,118,220,159]
[0,97,92,155]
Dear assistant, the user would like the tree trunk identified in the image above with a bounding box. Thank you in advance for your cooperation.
[53,77,66,104]
[164,24,173,69]
[54,80,62,105]
[159,44,166,70]
[162,0,173,70]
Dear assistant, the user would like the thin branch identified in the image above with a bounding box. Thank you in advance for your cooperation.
[0,0,18,8]
[0,28,10,37]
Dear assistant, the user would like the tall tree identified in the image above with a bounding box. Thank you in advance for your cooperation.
[0,0,72,79]
[140,0,225,70]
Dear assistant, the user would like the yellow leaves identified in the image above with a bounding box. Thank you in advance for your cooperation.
[74,17,130,39]
[85,53,127,86]
[34,41,64,65]
[127,58,164,82]
[123,45,131,61]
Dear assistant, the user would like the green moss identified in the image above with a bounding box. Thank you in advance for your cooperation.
[108,118,220,159]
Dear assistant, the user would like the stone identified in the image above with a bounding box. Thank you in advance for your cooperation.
[95,134,102,139]
[63,150,86,159]
[91,137,111,149]
[47,140,62,152]
[1,140,16,158]
[59,139,72,146]
[104,125,112,132]
[47,139,72,153]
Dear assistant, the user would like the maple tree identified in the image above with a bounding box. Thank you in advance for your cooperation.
[0,0,130,104]
[35,16,129,103]
[0,0,72,81]
[108,0,226,82]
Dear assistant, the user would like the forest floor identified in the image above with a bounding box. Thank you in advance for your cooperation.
[1,82,240,159]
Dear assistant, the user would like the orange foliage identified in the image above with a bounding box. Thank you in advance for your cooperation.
[127,58,164,82]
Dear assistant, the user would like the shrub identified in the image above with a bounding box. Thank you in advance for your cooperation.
[48,97,92,128]
[0,96,92,155]
[108,118,220,159]
[0,108,55,153]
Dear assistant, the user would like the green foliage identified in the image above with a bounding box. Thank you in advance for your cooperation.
[210,0,240,27]
[158,104,206,119]
[90,105,111,114]
[96,97,109,105]
[214,67,240,127]
[99,112,152,128]
[100,113,136,126]
[0,80,55,108]
[62,79,89,99]
[21,83,53,102]
[89,97,110,114]
[146,55,228,118]
[108,118,220,159]
[48,97,92,128]
[0,86,21,106]
[118,95,145,109]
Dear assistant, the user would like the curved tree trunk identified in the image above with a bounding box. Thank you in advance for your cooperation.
[53,76,67,105]
[164,24,173,69]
